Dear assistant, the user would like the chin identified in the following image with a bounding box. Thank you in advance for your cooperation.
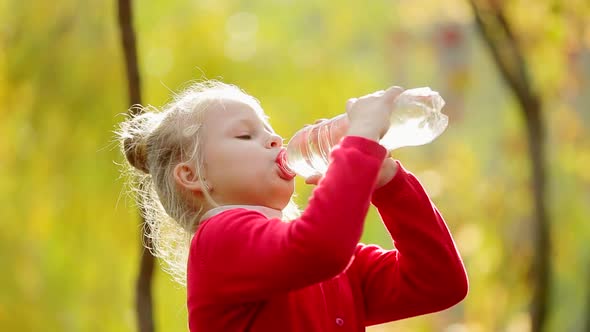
[270,195,292,210]
[266,178,295,209]
[277,200,291,210]
[271,191,294,210]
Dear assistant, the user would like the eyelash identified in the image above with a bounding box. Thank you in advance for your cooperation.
[236,135,252,140]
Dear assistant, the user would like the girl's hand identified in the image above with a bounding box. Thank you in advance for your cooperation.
[375,158,398,188]
[305,157,398,189]
[345,86,404,142]
[304,174,322,185]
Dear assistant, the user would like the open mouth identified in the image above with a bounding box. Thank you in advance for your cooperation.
[275,149,296,180]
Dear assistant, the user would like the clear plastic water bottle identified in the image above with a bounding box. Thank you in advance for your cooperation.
[278,87,448,179]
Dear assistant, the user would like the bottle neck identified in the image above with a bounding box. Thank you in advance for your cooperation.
[282,113,350,178]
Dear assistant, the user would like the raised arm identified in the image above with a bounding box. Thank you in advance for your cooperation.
[188,137,386,302]
[350,162,468,326]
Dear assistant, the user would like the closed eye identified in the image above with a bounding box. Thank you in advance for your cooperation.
[236,135,252,140]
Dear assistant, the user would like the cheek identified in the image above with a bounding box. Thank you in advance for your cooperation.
[202,141,267,182]
[202,147,232,181]
[204,150,256,182]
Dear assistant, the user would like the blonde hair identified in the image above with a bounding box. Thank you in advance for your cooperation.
[116,80,299,285]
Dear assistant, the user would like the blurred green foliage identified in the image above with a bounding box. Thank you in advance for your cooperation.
[1,0,589,331]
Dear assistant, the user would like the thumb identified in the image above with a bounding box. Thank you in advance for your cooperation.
[304,174,323,185]
[383,86,404,104]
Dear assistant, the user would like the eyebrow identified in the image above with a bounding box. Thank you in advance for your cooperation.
[231,117,274,134]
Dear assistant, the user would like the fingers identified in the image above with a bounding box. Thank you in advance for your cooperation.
[372,89,386,97]
[385,85,404,93]
[304,174,322,185]
[383,86,404,103]
[347,86,403,111]
[303,118,329,129]
[346,98,358,112]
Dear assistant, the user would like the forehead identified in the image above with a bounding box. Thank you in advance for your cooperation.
[203,98,271,131]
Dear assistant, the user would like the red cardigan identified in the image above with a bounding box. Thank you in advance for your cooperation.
[187,136,468,331]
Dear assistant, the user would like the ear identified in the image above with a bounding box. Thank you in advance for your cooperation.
[173,162,207,193]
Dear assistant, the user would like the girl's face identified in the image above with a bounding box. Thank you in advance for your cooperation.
[200,99,295,210]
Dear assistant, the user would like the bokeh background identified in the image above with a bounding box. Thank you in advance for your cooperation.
[1,0,589,331]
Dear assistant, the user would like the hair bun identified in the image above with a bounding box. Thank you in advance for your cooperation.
[118,110,162,175]
[124,135,150,174]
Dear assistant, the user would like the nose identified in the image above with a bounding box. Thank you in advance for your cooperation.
[266,133,283,149]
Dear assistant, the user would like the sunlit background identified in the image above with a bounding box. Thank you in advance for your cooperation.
[1,0,589,331]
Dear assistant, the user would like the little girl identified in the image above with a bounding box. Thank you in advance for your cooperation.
[117,81,468,331]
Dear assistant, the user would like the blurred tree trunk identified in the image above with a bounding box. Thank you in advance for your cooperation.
[117,1,155,332]
[468,1,550,331]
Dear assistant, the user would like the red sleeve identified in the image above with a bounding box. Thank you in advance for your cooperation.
[189,136,387,302]
[350,161,468,326]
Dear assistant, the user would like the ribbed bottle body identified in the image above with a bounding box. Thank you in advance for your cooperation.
[284,88,448,177]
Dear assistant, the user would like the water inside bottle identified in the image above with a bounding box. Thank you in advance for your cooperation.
[380,100,448,150]
[284,88,448,178]
[284,138,318,179]
[285,123,329,178]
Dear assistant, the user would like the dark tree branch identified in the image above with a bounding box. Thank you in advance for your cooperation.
[467,0,538,114]
[117,1,155,332]
[118,0,142,113]
[494,9,537,111]
[468,1,550,332]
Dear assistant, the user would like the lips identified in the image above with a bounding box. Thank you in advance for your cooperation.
[275,149,296,180]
